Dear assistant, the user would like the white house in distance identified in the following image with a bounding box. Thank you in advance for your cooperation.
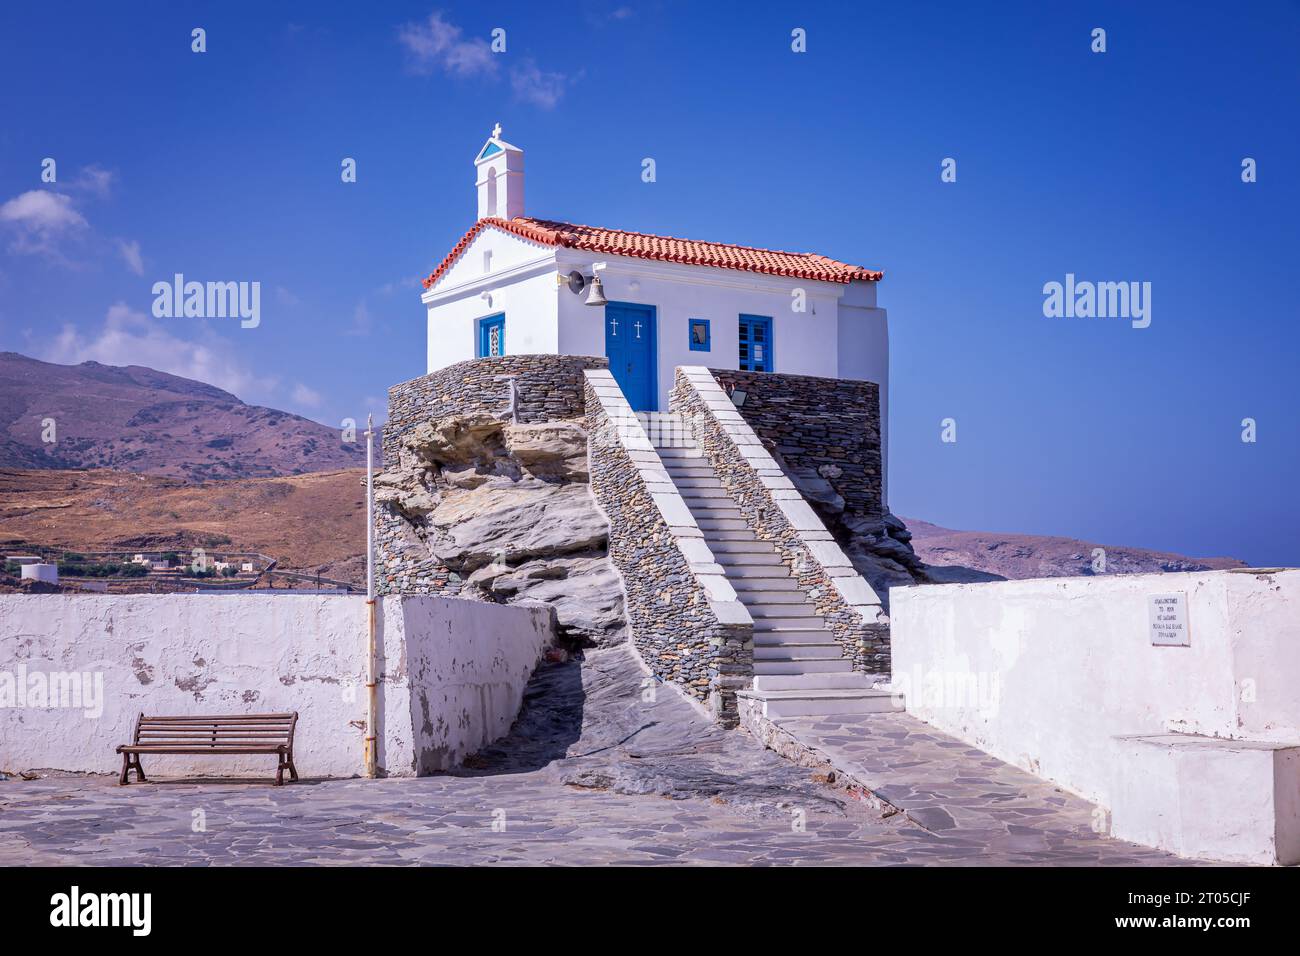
[420,126,891,462]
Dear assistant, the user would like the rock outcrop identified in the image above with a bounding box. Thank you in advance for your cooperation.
[376,413,626,644]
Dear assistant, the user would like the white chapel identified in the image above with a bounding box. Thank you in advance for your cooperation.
[419,126,891,438]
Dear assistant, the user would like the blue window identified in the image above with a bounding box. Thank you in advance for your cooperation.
[738,314,772,372]
[688,318,711,352]
[477,313,505,357]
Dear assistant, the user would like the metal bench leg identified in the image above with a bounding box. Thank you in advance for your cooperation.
[133,757,146,782]
[287,758,299,783]
[275,759,285,786]
[119,753,130,786]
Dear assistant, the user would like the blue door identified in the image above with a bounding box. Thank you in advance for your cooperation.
[739,314,773,372]
[605,302,657,410]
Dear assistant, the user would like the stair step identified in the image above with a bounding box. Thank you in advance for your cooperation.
[738,687,902,719]
[752,674,878,692]
[732,577,802,592]
[707,529,766,541]
[706,539,775,555]
[753,644,844,661]
[747,603,819,618]
[688,506,743,519]
[696,519,748,531]
[753,659,855,676]
[671,477,724,489]
[748,606,825,621]
[655,447,704,458]
[716,551,786,566]
[721,564,793,578]
[679,487,731,499]
[752,628,836,644]
[753,616,828,630]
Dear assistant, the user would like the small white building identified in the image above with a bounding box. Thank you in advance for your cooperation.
[21,563,59,584]
[420,127,891,468]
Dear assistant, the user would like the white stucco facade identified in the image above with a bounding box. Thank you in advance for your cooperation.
[891,569,1300,862]
[0,594,554,779]
[423,233,888,413]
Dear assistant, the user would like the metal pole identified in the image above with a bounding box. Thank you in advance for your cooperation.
[364,414,378,778]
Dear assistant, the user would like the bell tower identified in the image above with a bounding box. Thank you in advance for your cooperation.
[475,123,524,220]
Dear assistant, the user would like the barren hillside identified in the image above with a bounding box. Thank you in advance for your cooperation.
[0,468,367,582]
[903,517,1247,580]
[0,352,375,479]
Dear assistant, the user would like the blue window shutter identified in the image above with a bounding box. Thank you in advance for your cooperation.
[689,319,711,352]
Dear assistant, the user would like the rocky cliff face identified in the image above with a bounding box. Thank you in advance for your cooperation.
[779,458,1000,607]
[374,413,626,645]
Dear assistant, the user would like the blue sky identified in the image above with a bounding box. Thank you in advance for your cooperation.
[1,1,1297,565]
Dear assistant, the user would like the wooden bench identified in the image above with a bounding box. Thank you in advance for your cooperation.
[116,712,299,786]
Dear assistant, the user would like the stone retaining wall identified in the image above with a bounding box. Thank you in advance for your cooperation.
[670,367,889,672]
[377,355,606,596]
[584,368,752,725]
[708,368,883,526]
[384,355,608,462]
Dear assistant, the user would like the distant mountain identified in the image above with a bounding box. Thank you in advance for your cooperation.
[902,517,1248,581]
[0,352,377,479]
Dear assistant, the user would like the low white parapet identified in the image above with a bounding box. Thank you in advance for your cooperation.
[0,593,554,779]
[891,568,1300,862]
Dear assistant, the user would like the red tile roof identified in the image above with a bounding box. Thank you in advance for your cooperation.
[422,217,883,290]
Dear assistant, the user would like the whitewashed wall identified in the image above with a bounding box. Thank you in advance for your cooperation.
[0,594,553,779]
[891,569,1300,806]
[423,229,559,370]
[557,250,847,411]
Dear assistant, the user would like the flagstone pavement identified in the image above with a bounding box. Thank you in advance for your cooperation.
[0,645,1188,866]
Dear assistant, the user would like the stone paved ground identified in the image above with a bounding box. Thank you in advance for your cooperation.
[0,645,1184,866]
[769,713,1196,865]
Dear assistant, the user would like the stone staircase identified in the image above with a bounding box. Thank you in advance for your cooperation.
[646,420,897,719]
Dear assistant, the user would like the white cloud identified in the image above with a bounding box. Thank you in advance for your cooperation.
[67,165,115,199]
[376,276,422,296]
[116,238,144,275]
[292,382,323,408]
[347,301,374,336]
[0,190,88,258]
[510,59,569,110]
[398,11,497,77]
[40,302,279,403]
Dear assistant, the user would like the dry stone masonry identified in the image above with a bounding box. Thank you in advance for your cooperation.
[584,368,753,725]
[707,368,928,605]
[670,367,889,672]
